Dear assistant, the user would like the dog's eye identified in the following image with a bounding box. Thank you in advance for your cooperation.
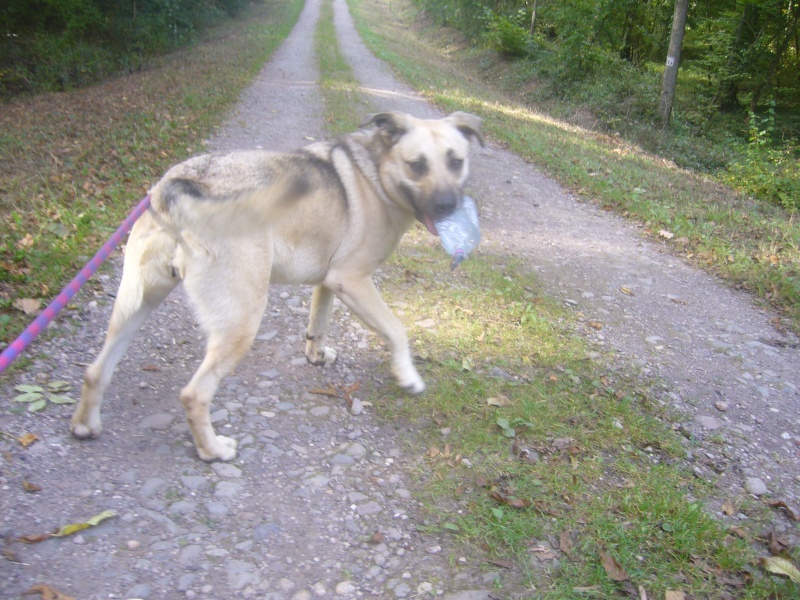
[407,159,428,176]
[448,157,464,172]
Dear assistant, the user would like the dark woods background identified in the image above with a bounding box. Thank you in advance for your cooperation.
[0,0,254,97]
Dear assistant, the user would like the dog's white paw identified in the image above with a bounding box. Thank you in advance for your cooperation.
[70,418,102,439]
[197,435,238,462]
[403,379,426,395]
[307,346,337,366]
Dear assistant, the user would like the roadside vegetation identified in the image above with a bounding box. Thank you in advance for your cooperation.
[0,0,304,346]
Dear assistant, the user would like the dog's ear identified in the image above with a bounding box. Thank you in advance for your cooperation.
[360,112,407,146]
[446,112,484,147]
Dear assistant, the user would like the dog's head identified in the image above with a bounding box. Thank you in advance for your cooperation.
[361,111,483,235]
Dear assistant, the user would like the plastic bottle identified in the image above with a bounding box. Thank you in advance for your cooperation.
[436,195,480,270]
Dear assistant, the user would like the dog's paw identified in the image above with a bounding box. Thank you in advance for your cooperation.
[70,419,102,439]
[402,379,426,395]
[197,435,238,462]
[307,346,337,366]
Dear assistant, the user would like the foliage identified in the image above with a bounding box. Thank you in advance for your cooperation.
[724,102,800,210]
[0,0,256,97]
[481,8,530,58]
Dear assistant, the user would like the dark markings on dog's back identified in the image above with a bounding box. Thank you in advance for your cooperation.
[161,178,209,208]
[291,149,349,211]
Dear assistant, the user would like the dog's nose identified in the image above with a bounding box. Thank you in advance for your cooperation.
[433,190,459,219]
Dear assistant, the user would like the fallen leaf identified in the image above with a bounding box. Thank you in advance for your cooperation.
[530,546,556,560]
[765,530,787,556]
[23,480,42,493]
[765,499,800,521]
[28,399,48,412]
[487,558,515,569]
[559,530,575,557]
[587,320,603,330]
[142,365,161,372]
[619,286,634,296]
[2,547,20,562]
[721,499,736,516]
[13,298,41,315]
[486,395,511,407]
[18,533,52,544]
[658,230,675,240]
[24,584,75,600]
[368,531,384,544]
[757,556,800,583]
[51,510,117,537]
[18,433,39,448]
[16,234,34,249]
[599,548,629,581]
[489,490,531,509]
[47,395,76,405]
[664,591,684,600]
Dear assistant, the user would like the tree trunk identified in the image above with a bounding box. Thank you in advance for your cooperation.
[658,0,689,128]
[530,0,538,35]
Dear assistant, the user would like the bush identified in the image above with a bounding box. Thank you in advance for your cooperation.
[482,8,530,58]
[724,103,800,211]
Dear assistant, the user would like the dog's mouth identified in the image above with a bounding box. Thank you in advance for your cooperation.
[419,212,439,236]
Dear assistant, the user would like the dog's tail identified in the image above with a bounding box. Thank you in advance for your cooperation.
[149,174,305,240]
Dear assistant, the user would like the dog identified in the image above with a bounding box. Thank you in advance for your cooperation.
[70,111,483,461]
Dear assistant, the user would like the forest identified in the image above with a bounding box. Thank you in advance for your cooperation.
[1,0,798,208]
[0,0,251,96]
[416,0,799,208]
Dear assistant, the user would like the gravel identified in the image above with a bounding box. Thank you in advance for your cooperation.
[2,0,800,597]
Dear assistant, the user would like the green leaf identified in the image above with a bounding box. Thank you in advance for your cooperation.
[443,522,460,532]
[14,385,44,394]
[47,381,72,392]
[48,394,76,405]
[491,507,504,521]
[28,399,47,412]
[51,510,118,537]
[13,392,44,403]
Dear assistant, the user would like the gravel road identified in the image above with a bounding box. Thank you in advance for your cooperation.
[2,0,799,598]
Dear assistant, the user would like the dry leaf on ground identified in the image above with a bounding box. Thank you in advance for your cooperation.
[12,298,41,314]
[24,584,75,600]
[757,556,800,583]
[18,432,39,447]
[599,547,629,581]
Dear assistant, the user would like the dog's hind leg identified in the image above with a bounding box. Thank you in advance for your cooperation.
[179,244,270,461]
[72,218,179,439]
[327,273,425,394]
[305,284,338,366]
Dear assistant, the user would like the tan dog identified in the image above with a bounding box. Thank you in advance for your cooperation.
[70,111,483,461]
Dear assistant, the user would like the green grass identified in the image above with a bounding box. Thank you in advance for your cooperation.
[347,0,800,332]
[0,0,304,347]
[366,230,798,597]
[315,0,371,135]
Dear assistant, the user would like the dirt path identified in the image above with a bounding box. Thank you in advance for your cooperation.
[2,0,799,598]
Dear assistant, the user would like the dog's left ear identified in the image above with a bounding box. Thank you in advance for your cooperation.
[361,112,407,146]
[446,112,484,147]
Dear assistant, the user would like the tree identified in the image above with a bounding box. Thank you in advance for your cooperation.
[659,0,689,127]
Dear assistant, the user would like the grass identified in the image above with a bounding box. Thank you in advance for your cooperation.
[0,0,304,347]
[347,0,800,332]
[315,0,370,135]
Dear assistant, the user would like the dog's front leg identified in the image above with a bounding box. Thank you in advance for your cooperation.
[305,284,338,366]
[328,273,424,394]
